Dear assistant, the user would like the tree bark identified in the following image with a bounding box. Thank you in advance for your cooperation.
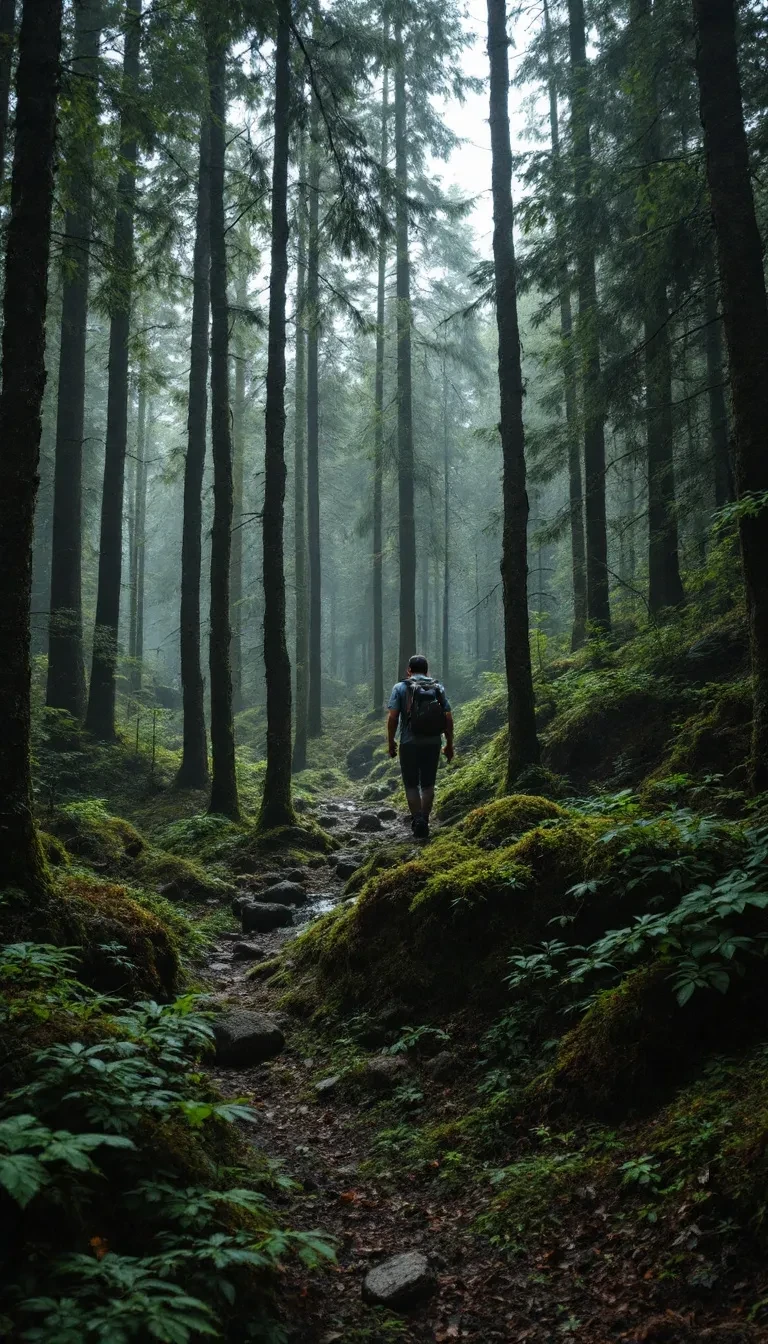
[372,52,389,710]
[693,0,768,791]
[258,0,294,832]
[85,0,141,740]
[0,0,63,896]
[566,0,610,633]
[176,112,211,789]
[206,22,239,819]
[0,0,16,187]
[487,0,540,785]
[394,13,417,676]
[293,130,309,769]
[231,266,247,714]
[128,380,147,691]
[630,0,684,614]
[441,360,450,678]
[543,0,586,650]
[46,0,102,719]
[306,92,322,736]
[703,242,732,507]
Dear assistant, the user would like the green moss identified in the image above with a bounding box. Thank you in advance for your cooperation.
[57,872,180,998]
[435,732,506,820]
[343,843,412,895]
[460,794,567,848]
[51,799,145,871]
[476,1149,609,1249]
[38,831,70,867]
[150,813,244,863]
[232,818,336,870]
[132,848,233,902]
[654,679,752,786]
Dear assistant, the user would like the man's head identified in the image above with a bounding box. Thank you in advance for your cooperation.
[407,654,428,676]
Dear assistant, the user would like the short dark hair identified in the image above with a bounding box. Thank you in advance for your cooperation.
[408,654,428,674]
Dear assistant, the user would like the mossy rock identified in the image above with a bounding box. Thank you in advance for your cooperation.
[150,813,243,863]
[655,680,752,786]
[38,831,70,868]
[231,818,336,870]
[133,847,233,902]
[50,800,145,872]
[459,795,567,849]
[543,677,687,787]
[58,873,179,998]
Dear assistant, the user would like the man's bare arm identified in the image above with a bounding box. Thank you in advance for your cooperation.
[387,708,399,757]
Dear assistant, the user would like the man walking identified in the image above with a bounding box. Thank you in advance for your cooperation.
[387,654,454,839]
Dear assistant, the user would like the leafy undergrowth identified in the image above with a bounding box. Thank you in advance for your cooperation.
[0,940,335,1342]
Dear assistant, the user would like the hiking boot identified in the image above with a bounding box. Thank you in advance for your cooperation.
[412,813,429,840]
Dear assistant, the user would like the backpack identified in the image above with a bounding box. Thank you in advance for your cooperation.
[405,677,447,737]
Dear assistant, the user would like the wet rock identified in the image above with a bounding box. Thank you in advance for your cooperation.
[285,868,306,884]
[261,880,307,907]
[307,854,326,868]
[334,853,363,880]
[364,1055,409,1093]
[315,1074,341,1097]
[362,782,390,802]
[231,892,254,916]
[355,812,384,833]
[294,796,309,813]
[254,871,283,888]
[362,1252,436,1309]
[241,901,294,933]
[231,940,266,961]
[425,1051,458,1083]
[316,813,341,828]
[377,807,398,821]
[213,1010,284,1066]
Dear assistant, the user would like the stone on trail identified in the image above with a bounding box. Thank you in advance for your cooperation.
[364,1055,409,1092]
[261,880,307,906]
[316,813,341,828]
[285,868,306,884]
[241,901,294,933]
[314,1074,341,1097]
[334,853,363,880]
[231,940,266,961]
[213,1010,285,1066]
[377,807,398,821]
[362,1252,436,1309]
[355,812,384,833]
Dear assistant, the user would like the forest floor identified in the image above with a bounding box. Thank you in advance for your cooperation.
[203,795,768,1344]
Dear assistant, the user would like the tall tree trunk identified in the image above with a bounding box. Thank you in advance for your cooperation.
[231,267,247,714]
[46,0,102,719]
[372,52,389,710]
[567,0,610,633]
[306,92,322,736]
[693,0,768,791]
[543,0,586,650]
[206,22,239,819]
[487,0,540,785]
[0,0,63,896]
[128,381,147,692]
[394,13,417,675]
[176,112,211,788]
[85,0,141,740]
[0,0,16,188]
[258,0,294,832]
[293,131,309,769]
[631,0,684,614]
[441,360,450,678]
[703,243,732,507]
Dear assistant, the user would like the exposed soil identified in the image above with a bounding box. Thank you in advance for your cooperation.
[202,797,768,1344]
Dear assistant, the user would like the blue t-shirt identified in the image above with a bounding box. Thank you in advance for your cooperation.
[388,676,452,746]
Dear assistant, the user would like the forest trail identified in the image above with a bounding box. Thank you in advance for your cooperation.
[205,798,526,1343]
[199,799,754,1344]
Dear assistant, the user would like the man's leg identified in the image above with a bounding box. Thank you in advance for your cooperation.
[417,745,441,830]
[399,746,423,820]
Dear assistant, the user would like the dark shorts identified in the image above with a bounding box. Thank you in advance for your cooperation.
[399,742,441,792]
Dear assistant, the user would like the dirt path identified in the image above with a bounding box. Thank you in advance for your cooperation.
[201,799,768,1344]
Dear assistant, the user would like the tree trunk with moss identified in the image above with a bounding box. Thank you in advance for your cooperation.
[0,0,63,896]
[372,51,389,709]
[487,0,540,785]
[231,267,248,715]
[306,92,322,737]
[206,21,239,819]
[259,0,294,832]
[693,0,768,791]
[176,113,211,789]
[293,131,309,770]
[85,0,141,740]
[394,13,417,676]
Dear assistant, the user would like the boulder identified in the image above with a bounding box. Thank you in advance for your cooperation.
[231,892,253,916]
[213,1010,285,1066]
[285,868,306,884]
[231,940,266,961]
[377,807,398,821]
[364,1055,409,1093]
[425,1051,458,1083]
[316,814,341,828]
[362,1252,436,1309]
[355,812,384,833]
[241,901,294,933]
[261,880,307,907]
[315,1074,341,1097]
[334,853,363,880]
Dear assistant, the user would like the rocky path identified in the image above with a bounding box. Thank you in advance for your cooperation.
[200,798,765,1344]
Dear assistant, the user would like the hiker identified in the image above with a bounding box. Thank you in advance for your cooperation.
[387,654,454,839]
